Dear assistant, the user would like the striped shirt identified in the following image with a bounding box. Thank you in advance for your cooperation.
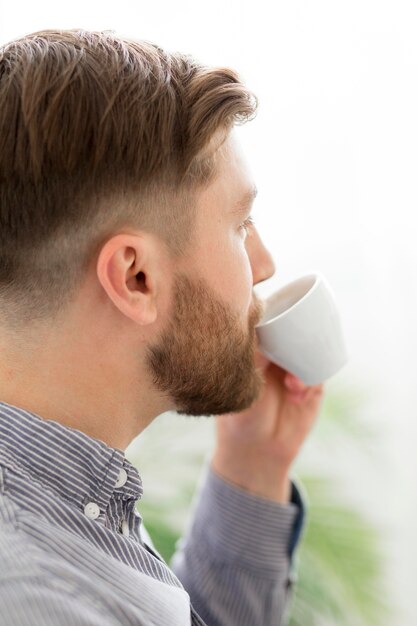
[0,400,304,625]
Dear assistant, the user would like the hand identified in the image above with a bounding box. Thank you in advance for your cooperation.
[211,350,324,503]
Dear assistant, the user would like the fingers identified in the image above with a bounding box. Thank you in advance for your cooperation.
[255,354,325,400]
[284,372,325,403]
[284,372,306,392]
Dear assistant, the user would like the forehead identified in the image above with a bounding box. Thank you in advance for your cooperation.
[219,130,253,184]
[201,130,256,212]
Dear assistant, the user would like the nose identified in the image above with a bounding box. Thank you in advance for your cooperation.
[246,228,276,286]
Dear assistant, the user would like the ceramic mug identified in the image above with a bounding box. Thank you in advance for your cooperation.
[255,273,349,385]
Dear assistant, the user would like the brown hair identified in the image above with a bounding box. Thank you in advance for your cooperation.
[0,29,258,332]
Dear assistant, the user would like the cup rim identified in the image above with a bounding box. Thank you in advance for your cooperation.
[256,272,322,328]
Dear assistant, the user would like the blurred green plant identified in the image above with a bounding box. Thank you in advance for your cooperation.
[127,381,391,625]
[288,475,385,626]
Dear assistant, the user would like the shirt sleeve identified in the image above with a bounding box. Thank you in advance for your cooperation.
[170,464,305,626]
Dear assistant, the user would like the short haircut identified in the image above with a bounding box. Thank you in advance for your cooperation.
[0,29,258,331]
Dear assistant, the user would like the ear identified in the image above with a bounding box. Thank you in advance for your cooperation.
[96,232,161,326]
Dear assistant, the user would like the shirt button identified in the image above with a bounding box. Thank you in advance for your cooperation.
[121,519,130,537]
[115,468,128,488]
[84,502,100,520]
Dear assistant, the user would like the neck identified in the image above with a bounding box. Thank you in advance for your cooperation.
[0,319,172,451]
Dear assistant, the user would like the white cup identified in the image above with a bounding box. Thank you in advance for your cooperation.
[255,272,349,386]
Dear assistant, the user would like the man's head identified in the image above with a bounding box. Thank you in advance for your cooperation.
[0,30,275,441]
[0,29,257,326]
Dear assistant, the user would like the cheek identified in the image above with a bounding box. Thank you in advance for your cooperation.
[190,226,254,312]
[222,238,254,309]
[238,249,254,308]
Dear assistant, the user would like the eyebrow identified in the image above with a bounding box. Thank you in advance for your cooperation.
[231,185,258,215]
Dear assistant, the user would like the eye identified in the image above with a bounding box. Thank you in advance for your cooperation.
[239,215,255,235]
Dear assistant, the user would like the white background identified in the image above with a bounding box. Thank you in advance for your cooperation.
[1,2,416,623]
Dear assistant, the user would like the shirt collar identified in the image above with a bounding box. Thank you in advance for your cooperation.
[0,400,143,512]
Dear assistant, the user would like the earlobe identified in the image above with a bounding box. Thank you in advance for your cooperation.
[96,234,158,326]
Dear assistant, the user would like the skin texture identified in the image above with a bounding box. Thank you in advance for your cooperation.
[0,128,324,503]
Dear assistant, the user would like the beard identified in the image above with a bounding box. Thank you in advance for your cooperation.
[146,272,264,416]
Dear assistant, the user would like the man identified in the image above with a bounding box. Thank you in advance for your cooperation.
[0,29,324,625]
